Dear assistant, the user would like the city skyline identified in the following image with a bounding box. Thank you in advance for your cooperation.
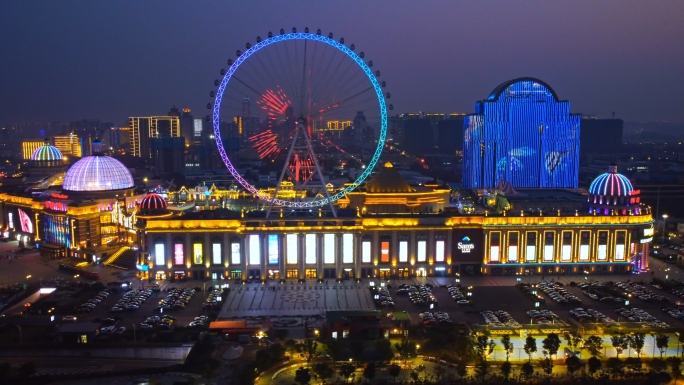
[1,1,684,125]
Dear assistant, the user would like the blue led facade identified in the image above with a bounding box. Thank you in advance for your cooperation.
[463,78,580,189]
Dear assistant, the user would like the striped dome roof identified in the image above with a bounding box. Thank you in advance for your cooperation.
[31,145,63,161]
[139,193,167,211]
[589,165,634,197]
[63,155,134,192]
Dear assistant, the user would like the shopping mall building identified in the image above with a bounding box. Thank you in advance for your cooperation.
[0,152,653,280]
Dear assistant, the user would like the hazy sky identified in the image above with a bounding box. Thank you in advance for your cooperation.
[1,0,683,125]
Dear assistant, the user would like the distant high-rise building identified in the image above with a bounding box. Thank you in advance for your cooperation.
[463,77,580,189]
[109,127,131,150]
[150,137,185,176]
[180,108,194,147]
[436,115,465,155]
[580,118,623,155]
[54,133,83,157]
[22,141,45,160]
[242,97,251,118]
[129,116,180,158]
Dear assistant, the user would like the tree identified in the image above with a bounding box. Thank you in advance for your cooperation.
[656,334,670,358]
[587,356,602,376]
[313,362,334,384]
[501,361,512,380]
[566,355,583,376]
[388,364,401,382]
[475,335,496,361]
[284,338,299,357]
[410,370,419,383]
[564,330,582,354]
[611,334,629,358]
[301,339,318,367]
[501,334,514,361]
[269,342,286,360]
[18,362,36,378]
[350,339,365,361]
[520,361,534,379]
[624,357,642,374]
[324,338,344,361]
[394,338,417,365]
[585,335,603,358]
[606,357,624,378]
[523,336,537,362]
[362,362,376,381]
[339,363,355,383]
[667,356,682,381]
[375,338,394,361]
[650,358,668,372]
[629,332,646,358]
[539,357,553,377]
[294,367,312,385]
[542,333,562,359]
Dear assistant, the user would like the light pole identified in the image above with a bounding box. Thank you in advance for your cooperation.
[16,325,22,344]
[662,214,668,242]
[132,323,136,343]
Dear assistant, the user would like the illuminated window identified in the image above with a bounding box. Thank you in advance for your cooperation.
[193,243,203,264]
[398,240,408,263]
[286,234,297,265]
[615,231,626,261]
[525,232,536,262]
[543,232,554,262]
[561,232,572,262]
[154,243,165,266]
[305,268,317,278]
[380,241,390,263]
[417,240,427,262]
[597,231,608,261]
[268,234,279,265]
[8,213,13,229]
[249,234,260,265]
[324,234,335,264]
[231,241,241,265]
[342,234,353,264]
[79,335,87,344]
[212,242,221,265]
[579,232,590,261]
[305,234,316,264]
[362,239,371,263]
[174,243,184,265]
[489,232,500,262]
[435,240,445,262]
[508,232,518,262]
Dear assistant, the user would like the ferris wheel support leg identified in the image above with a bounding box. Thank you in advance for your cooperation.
[266,120,302,218]
[300,119,337,218]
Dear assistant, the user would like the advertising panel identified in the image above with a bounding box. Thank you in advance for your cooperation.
[380,241,390,263]
[231,242,241,264]
[451,229,483,263]
[286,234,297,264]
[174,244,184,265]
[305,234,316,264]
[155,243,165,266]
[249,234,260,265]
[323,234,334,264]
[417,240,427,262]
[18,209,33,233]
[212,243,221,265]
[398,241,408,263]
[342,234,353,264]
[268,234,279,265]
[362,240,371,263]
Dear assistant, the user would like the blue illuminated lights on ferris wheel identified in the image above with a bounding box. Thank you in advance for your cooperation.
[212,32,387,208]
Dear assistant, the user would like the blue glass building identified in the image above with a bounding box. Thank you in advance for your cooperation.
[463,78,580,189]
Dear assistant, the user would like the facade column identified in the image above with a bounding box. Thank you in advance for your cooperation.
[335,233,342,279]
[446,230,453,267]
[298,233,305,280]
[372,232,379,267]
[317,234,324,280]
[279,233,286,280]
[428,231,435,266]
[354,233,361,279]
[391,231,398,270]
[166,233,172,268]
[260,234,267,282]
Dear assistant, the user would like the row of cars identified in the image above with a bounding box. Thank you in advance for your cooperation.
[76,290,110,314]
[158,288,196,311]
[482,310,522,328]
[616,307,670,328]
[370,286,395,308]
[526,309,564,325]
[140,314,176,329]
[202,289,223,311]
[447,285,470,305]
[111,288,153,312]
[538,282,581,304]
[419,311,453,325]
[615,281,667,302]
[570,307,616,325]
[397,284,436,307]
[189,315,209,328]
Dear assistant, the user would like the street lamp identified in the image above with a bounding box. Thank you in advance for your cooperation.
[16,325,22,344]
[132,323,136,343]
[662,214,668,242]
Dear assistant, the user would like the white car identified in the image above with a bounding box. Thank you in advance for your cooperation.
[62,315,77,321]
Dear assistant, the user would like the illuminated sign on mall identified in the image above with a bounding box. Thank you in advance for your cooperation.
[457,236,475,253]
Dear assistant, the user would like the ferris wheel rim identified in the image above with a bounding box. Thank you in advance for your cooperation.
[213,31,387,208]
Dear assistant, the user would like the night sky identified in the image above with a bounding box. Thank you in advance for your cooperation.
[1,0,683,125]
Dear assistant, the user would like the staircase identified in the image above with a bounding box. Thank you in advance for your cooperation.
[103,246,137,270]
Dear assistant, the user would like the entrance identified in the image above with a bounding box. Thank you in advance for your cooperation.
[416,268,426,277]
[323,268,336,279]
[305,269,317,279]
[268,270,280,280]
[155,271,167,280]
[398,268,409,279]
[379,269,390,279]
[361,268,373,278]
[229,270,242,279]
[173,271,186,281]
[286,269,298,279]
[342,269,354,280]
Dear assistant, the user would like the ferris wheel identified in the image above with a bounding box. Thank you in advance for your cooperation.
[209,27,391,217]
